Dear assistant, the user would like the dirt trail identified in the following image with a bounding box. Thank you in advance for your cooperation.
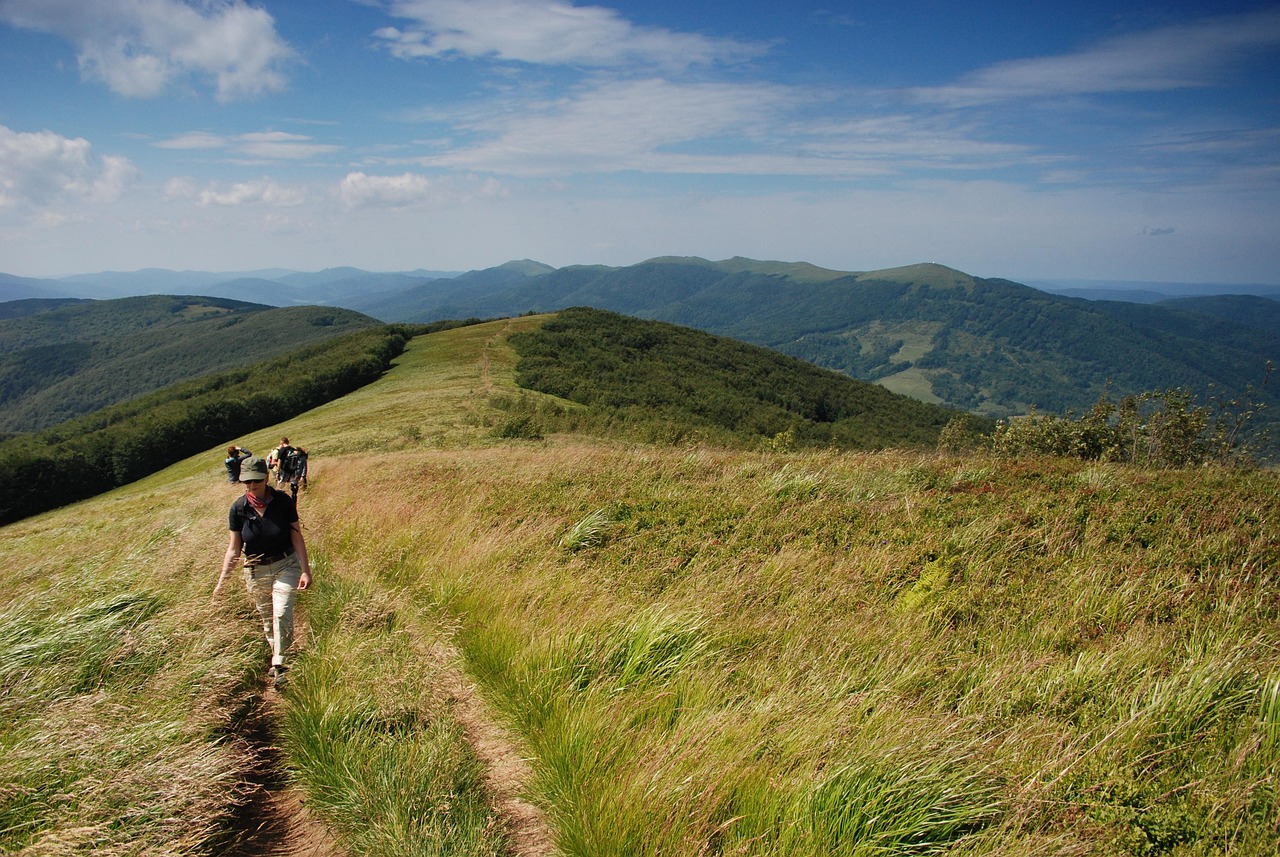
[429,641,557,856]
[227,651,555,857]
[225,686,346,857]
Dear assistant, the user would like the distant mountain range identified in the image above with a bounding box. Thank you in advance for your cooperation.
[2,258,1277,457]
[4,262,1276,309]
[1027,278,1280,303]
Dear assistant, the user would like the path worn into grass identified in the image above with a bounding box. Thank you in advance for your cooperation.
[226,686,345,857]
[227,649,555,857]
[428,640,557,857]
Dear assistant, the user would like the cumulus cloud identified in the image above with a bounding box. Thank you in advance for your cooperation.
[0,124,138,209]
[371,0,765,69]
[0,0,294,101]
[340,171,435,207]
[913,8,1280,105]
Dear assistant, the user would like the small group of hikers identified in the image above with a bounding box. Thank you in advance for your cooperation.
[225,437,308,501]
[216,436,314,687]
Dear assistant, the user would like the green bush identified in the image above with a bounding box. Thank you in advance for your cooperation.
[991,374,1272,467]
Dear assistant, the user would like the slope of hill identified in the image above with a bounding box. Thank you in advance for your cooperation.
[0,271,68,301]
[1029,277,1280,301]
[0,320,441,523]
[1,315,1275,855]
[0,297,93,320]
[0,296,382,433]
[508,307,989,449]
[0,266,464,306]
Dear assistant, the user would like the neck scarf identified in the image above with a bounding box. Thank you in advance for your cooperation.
[245,487,270,514]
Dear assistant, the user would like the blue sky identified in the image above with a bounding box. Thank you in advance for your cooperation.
[1,0,1277,283]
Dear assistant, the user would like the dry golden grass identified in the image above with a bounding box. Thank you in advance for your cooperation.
[3,314,1278,855]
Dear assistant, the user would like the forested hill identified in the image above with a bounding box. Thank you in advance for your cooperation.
[510,307,989,450]
[0,295,381,434]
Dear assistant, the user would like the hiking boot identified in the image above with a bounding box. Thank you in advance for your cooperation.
[269,665,289,688]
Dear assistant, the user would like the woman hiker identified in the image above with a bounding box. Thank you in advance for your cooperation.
[213,455,313,686]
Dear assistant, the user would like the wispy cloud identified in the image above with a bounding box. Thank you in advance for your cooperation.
[422,78,795,174]
[913,8,1280,105]
[405,77,1048,179]
[154,130,339,160]
[0,124,138,210]
[0,0,294,101]
[371,0,766,69]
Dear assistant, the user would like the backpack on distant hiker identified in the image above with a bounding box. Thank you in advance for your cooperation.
[276,445,296,479]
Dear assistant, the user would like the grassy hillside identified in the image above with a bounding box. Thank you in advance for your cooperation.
[0,295,381,433]
[1,314,1277,855]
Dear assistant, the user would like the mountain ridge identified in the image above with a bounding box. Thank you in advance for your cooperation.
[3,257,1276,456]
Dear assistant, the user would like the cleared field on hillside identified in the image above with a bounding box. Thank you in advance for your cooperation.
[2,316,1278,856]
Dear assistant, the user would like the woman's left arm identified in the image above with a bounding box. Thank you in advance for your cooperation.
[291,522,312,590]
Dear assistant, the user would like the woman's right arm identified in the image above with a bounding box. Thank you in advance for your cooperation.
[214,532,244,596]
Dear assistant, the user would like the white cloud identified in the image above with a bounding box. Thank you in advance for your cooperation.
[154,130,339,161]
[153,131,229,150]
[162,176,200,200]
[197,178,306,206]
[418,78,800,175]
[236,132,340,160]
[410,78,1047,179]
[340,171,436,207]
[372,0,764,69]
[91,155,140,202]
[0,124,138,209]
[0,0,294,101]
[793,114,1039,167]
[913,8,1280,105]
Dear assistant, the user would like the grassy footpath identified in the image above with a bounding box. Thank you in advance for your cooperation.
[1,315,1278,854]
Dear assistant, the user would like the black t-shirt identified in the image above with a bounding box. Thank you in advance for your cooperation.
[229,489,299,560]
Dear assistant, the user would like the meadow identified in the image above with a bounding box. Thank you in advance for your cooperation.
[1,316,1277,855]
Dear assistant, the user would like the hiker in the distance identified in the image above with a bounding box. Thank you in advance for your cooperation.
[224,445,252,484]
[213,455,313,687]
[286,447,308,502]
[269,436,296,488]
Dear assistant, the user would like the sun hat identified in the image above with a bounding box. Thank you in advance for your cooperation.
[238,456,270,482]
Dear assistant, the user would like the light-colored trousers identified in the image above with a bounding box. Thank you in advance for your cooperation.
[243,554,301,667]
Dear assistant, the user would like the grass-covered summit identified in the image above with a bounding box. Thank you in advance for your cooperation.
[1,314,1277,856]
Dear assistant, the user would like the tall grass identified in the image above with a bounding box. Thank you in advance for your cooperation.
[324,434,1277,854]
[0,474,269,854]
[3,315,1278,855]
[279,575,507,856]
